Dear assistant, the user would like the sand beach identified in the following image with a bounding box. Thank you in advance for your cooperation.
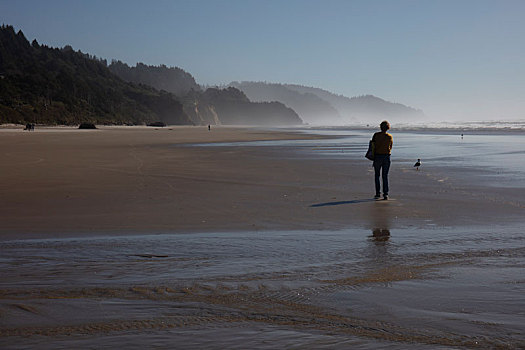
[1,126,524,348]
[1,126,522,238]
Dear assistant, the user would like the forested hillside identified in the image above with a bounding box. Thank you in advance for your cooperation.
[3,24,421,127]
[109,61,200,97]
[0,25,192,125]
[110,62,303,126]
[197,87,302,125]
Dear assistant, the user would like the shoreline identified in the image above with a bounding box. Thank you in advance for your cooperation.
[1,126,524,348]
[1,126,523,240]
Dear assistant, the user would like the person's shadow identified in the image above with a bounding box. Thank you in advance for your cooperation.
[310,198,376,207]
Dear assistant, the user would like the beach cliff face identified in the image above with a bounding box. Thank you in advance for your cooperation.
[182,103,221,126]
[197,87,303,126]
[179,87,302,126]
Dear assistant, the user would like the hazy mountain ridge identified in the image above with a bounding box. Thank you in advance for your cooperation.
[229,81,342,125]
[184,87,302,126]
[285,83,425,122]
[231,81,425,125]
[0,24,423,127]
[0,25,191,125]
[0,25,301,126]
[111,62,303,126]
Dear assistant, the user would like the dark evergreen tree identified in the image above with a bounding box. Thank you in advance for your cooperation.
[0,25,192,125]
[109,61,200,97]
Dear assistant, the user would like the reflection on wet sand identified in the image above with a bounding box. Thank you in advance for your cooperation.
[372,228,390,242]
[1,228,524,349]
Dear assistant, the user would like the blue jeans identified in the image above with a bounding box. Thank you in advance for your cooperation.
[373,155,391,195]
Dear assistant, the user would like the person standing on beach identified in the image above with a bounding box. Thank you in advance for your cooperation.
[372,121,393,200]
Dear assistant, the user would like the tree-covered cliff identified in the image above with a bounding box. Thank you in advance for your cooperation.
[196,87,302,126]
[109,61,200,97]
[108,62,303,126]
[0,25,192,125]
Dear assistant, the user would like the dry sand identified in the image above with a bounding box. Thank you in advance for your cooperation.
[1,125,523,240]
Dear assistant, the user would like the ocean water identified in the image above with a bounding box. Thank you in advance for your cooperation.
[199,126,525,187]
[320,128,525,189]
[1,127,524,349]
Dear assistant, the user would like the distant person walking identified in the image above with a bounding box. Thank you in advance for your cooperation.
[372,121,393,200]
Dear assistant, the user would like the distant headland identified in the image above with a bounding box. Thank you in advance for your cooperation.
[0,24,424,127]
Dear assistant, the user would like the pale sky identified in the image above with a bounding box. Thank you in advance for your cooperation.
[1,0,524,120]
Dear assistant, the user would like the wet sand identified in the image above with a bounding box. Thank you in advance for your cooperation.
[1,126,524,348]
[0,126,522,239]
[1,228,524,348]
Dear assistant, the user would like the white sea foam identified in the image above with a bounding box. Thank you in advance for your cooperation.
[373,119,525,131]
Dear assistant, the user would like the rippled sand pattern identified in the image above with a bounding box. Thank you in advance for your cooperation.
[1,228,524,349]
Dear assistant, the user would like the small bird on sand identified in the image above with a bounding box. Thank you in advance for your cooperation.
[414,158,421,170]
